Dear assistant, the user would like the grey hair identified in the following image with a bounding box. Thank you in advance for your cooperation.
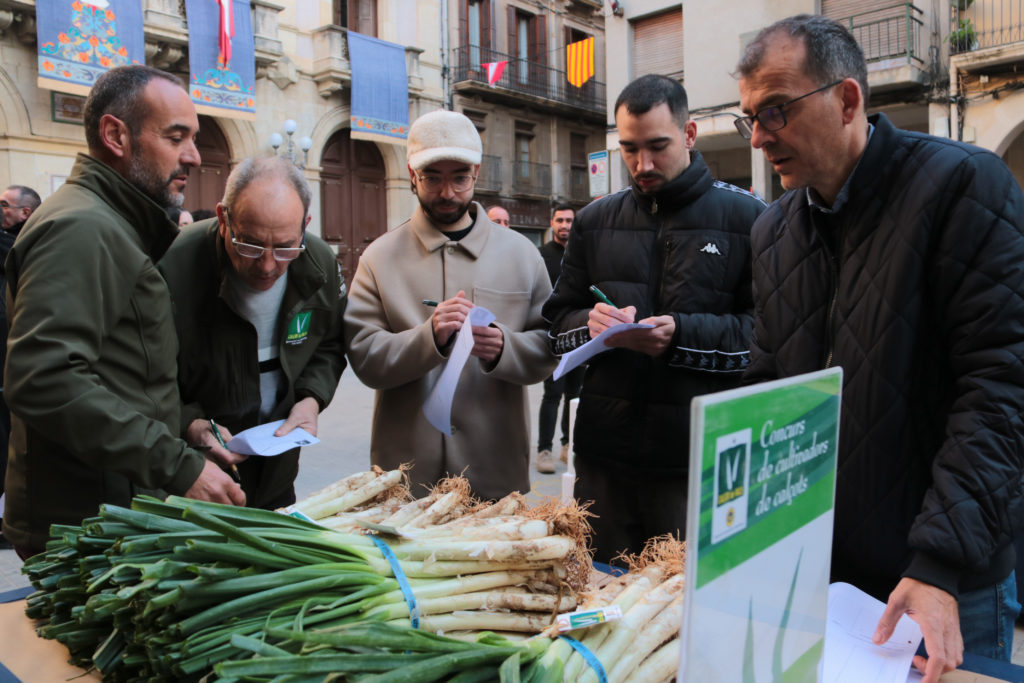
[736,14,870,108]
[222,156,312,218]
[6,185,41,211]
[83,65,184,153]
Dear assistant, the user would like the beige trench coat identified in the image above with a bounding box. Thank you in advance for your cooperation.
[344,203,557,499]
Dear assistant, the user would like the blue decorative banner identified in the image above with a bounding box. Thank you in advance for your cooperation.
[347,31,409,143]
[36,0,144,96]
[185,0,256,120]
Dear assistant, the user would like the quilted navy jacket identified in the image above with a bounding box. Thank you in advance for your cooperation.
[746,113,1024,600]
[543,151,765,472]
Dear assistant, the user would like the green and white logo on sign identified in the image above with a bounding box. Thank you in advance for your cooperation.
[712,429,750,543]
[286,311,311,345]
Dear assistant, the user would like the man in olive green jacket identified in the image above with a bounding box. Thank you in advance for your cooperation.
[2,66,244,558]
[159,157,347,509]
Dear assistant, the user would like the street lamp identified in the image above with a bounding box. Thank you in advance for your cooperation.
[269,119,313,169]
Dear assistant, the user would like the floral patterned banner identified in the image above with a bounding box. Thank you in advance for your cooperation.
[185,0,256,120]
[36,0,144,96]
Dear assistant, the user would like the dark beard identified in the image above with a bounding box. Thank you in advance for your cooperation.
[126,150,183,209]
[418,195,471,226]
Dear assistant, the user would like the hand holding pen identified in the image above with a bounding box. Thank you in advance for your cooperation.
[587,285,636,339]
[427,290,474,348]
[208,419,242,484]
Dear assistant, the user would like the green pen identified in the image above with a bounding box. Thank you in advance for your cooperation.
[422,299,439,307]
[209,419,242,484]
[589,285,617,308]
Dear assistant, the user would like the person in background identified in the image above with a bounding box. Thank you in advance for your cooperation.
[486,205,510,228]
[534,203,582,473]
[3,65,245,559]
[177,208,194,226]
[543,74,765,564]
[190,208,216,222]
[159,156,347,510]
[344,109,555,500]
[0,184,40,549]
[736,15,1024,680]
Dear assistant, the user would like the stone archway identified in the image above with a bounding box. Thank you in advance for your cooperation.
[185,116,231,214]
[320,129,387,280]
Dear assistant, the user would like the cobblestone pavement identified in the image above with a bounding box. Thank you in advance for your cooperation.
[1,372,561,592]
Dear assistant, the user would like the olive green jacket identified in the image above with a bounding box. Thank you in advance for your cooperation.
[3,154,206,550]
[158,219,348,508]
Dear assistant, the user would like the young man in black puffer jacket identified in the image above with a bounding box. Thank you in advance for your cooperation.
[543,74,765,564]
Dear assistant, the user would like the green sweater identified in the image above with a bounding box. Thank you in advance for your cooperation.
[3,154,206,551]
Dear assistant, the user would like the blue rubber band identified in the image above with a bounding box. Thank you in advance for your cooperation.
[558,635,609,683]
[371,535,420,629]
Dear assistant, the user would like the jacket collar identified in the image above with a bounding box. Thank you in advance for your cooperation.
[410,201,491,259]
[207,218,327,301]
[629,150,714,214]
[68,153,180,260]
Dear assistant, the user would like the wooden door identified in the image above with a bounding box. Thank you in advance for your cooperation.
[320,129,387,280]
[185,116,230,214]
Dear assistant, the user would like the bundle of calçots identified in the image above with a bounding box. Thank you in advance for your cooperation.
[21,468,593,681]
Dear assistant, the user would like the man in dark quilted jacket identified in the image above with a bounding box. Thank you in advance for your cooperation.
[737,15,1024,681]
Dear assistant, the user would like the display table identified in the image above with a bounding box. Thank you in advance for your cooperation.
[2,585,1023,682]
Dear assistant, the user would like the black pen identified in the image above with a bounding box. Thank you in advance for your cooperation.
[209,419,241,484]
[589,285,617,308]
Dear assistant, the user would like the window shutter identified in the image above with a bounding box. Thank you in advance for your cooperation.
[632,7,683,80]
[507,6,517,55]
[534,13,547,67]
[459,0,468,50]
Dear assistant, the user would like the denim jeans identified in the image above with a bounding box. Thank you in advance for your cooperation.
[536,366,584,452]
[958,571,1020,661]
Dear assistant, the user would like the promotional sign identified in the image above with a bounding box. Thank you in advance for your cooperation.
[680,367,842,682]
[588,150,609,197]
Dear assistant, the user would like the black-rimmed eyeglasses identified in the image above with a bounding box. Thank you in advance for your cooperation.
[734,80,844,139]
[224,209,306,262]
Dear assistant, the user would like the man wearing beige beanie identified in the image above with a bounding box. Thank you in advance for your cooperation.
[344,109,556,500]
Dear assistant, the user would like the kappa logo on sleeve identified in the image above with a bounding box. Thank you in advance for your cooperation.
[286,311,312,345]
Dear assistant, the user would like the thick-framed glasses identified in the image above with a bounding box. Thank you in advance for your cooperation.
[224,209,306,262]
[734,80,844,139]
[415,173,477,193]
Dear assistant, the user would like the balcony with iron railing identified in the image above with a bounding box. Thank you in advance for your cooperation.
[451,45,606,118]
[512,160,552,196]
[835,3,925,65]
[950,0,1024,54]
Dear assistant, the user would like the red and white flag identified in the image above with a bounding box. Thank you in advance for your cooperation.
[482,61,507,86]
[217,0,235,66]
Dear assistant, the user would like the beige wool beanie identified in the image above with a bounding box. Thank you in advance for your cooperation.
[406,110,482,171]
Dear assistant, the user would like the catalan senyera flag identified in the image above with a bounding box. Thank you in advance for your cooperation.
[566,37,594,88]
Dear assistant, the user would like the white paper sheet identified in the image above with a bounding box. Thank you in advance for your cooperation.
[423,306,496,435]
[552,322,654,380]
[823,582,922,683]
[225,419,320,456]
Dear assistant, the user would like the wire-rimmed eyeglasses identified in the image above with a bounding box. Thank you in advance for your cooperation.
[224,209,306,262]
[415,173,477,193]
[734,80,844,139]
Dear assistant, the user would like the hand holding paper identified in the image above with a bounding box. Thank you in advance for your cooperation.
[226,419,321,456]
[424,306,497,435]
[553,321,655,380]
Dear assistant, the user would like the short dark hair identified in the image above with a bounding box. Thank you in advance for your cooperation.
[614,75,689,128]
[83,65,184,153]
[7,185,40,212]
[552,203,574,217]
[736,15,870,108]
[190,209,216,221]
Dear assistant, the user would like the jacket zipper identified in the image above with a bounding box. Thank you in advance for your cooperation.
[823,228,843,369]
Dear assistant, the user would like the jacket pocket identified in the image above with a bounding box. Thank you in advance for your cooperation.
[473,286,532,330]
[661,232,732,311]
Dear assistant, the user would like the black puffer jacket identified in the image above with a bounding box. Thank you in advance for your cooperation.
[746,113,1024,600]
[543,151,765,471]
